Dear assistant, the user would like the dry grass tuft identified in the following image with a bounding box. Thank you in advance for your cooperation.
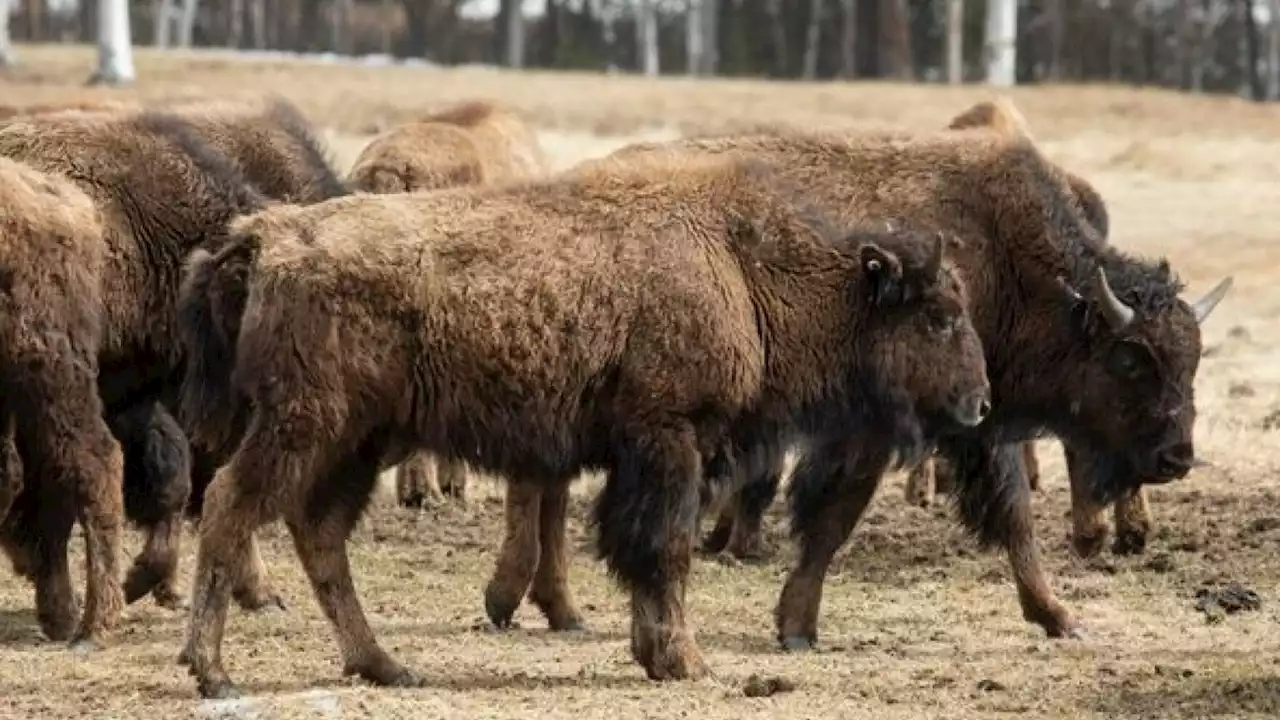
[1,42,1279,720]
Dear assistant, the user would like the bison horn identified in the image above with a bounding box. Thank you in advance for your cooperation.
[1190,276,1233,325]
[926,231,944,279]
[1092,267,1135,330]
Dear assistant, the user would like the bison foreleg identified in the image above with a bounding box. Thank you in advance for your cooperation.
[903,455,936,507]
[594,427,707,681]
[394,451,445,509]
[1065,444,1109,559]
[30,505,79,642]
[1111,488,1151,556]
[948,439,1082,639]
[484,482,543,628]
[775,446,884,651]
[527,481,584,630]
[724,444,785,561]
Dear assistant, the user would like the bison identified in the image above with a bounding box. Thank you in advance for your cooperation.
[175,151,990,695]
[0,155,126,649]
[518,106,1231,650]
[0,100,344,643]
[345,99,552,510]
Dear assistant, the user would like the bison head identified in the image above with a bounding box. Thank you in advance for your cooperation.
[1064,264,1231,498]
[856,228,991,459]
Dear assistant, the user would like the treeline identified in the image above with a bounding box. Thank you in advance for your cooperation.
[5,0,1279,100]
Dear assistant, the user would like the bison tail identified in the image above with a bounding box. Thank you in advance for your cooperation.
[176,229,260,461]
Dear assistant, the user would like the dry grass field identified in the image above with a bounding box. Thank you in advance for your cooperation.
[1,42,1279,720]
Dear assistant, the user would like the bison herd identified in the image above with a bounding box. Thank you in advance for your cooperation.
[0,92,1234,699]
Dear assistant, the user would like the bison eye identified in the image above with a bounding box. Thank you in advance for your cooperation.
[1108,341,1152,378]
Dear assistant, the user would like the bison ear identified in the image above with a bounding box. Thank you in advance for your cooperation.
[860,243,904,307]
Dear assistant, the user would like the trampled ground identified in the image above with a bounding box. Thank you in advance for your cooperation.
[1,43,1279,720]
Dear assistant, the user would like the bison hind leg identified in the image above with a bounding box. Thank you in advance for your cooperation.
[593,424,709,681]
[116,402,193,608]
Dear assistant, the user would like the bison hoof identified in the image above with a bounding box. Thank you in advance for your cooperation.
[699,528,732,556]
[483,585,522,630]
[547,615,587,633]
[1111,530,1148,556]
[398,493,426,510]
[345,658,426,688]
[153,587,189,612]
[237,592,287,614]
[778,634,816,652]
[1070,531,1108,560]
[198,678,243,700]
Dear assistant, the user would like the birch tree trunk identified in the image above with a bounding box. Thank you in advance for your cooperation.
[505,0,525,68]
[700,0,718,75]
[686,0,702,74]
[92,0,136,85]
[153,0,171,47]
[177,0,198,47]
[985,0,1016,86]
[0,0,15,68]
[801,0,823,79]
[637,0,659,75]
[946,0,964,84]
[250,0,265,49]
[228,0,243,47]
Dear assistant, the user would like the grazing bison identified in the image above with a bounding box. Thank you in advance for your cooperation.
[0,108,284,643]
[545,109,1231,649]
[346,99,551,510]
[175,151,990,695]
[0,156,126,649]
[347,99,548,193]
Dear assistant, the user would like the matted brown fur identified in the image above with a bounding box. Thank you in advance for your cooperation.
[346,99,549,193]
[0,155,126,649]
[0,108,269,641]
[345,99,551,512]
[558,115,1230,652]
[175,150,989,697]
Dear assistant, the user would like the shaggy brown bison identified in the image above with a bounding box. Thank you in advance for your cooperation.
[0,101,341,643]
[545,111,1231,651]
[704,99,1166,566]
[345,99,551,510]
[175,151,990,695]
[0,156,126,649]
[347,99,548,193]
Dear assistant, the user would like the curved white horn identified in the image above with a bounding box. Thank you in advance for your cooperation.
[1191,276,1233,325]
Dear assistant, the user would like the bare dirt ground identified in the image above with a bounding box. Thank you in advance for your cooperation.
[1,43,1279,720]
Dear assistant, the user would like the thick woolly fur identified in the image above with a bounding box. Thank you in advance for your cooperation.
[346,100,549,193]
[176,150,989,696]
[0,98,335,634]
[0,156,127,648]
[591,103,1230,651]
[344,100,548,510]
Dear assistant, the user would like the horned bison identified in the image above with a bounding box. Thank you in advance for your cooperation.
[531,111,1231,650]
[175,151,990,695]
[0,156,126,649]
[345,99,552,510]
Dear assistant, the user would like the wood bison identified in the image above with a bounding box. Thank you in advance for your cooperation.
[345,99,552,510]
[0,155,126,649]
[174,151,990,695]
[702,99,1160,565]
[517,108,1231,650]
[0,97,345,643]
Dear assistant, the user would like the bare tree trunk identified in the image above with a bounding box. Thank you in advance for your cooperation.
[1270,0,1280,99]
[764,0,788,75]
[700,0,718,75]
[879,0,912,79]
[0,0,15,67]
[505,0,525,68]
[946,0,963,83]
[686,0,702,74]
[1044,0,1063,80]
[153,0,171,47]
[329,0,350,53]
[91,0,136,85]
[228,0,243,47]
[802,0,823,78]
[1241,0,1264,98]
[250,0,265,48]
[839,0,857,78]
[177,0,198,47]
[985,0,1016,85]
[637,0,659,75]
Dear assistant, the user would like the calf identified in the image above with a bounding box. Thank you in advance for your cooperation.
[175,152,989,695]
